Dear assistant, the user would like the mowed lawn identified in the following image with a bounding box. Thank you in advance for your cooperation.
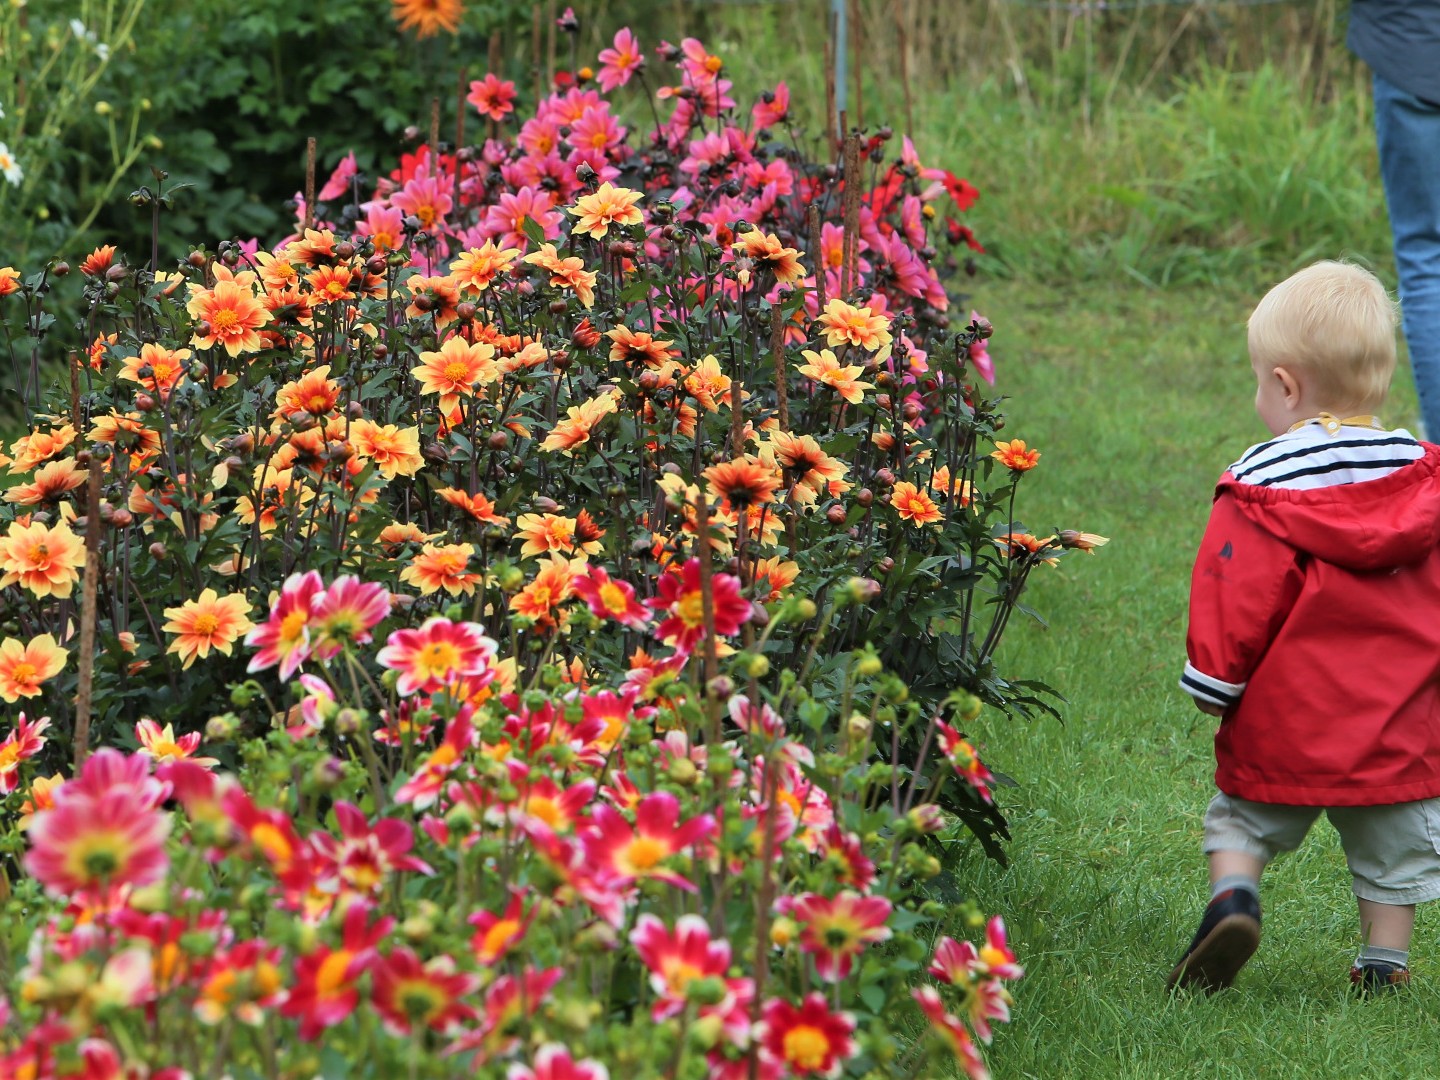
[951,281,1440,1078]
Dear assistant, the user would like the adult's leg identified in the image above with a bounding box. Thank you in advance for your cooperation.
[1373,74,1440,439]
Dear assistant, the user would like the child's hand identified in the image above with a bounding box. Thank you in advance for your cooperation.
[1196,700,1226,717]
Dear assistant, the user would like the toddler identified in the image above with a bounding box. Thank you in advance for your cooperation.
[1169,260,1440,995]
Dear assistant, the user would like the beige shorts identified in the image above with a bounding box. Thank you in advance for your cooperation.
[1204,792,1440,905]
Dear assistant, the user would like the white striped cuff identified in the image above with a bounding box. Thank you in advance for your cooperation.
[1180,662,1246,709]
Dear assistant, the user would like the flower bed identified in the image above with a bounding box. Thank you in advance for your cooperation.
[0,18,1102,1078]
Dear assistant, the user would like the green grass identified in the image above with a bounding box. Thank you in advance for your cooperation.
[947,280,1434,1078]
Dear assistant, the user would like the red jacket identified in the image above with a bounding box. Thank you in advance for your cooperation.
[1185,442,1440,805]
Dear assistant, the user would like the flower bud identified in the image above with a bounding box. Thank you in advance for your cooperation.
[770,916,798,948]
[826,504,847,525]
[846,712,872,743]
[668,757,699,786]
[843,576,881,604]
[334,708,363,736]
[148,542,167,560]
[707,675,735,699]
[906,804,945,834]
[206,714,238,740]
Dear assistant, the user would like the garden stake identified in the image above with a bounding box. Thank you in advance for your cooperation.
[896,0,915,137]
[808,204,826,311]
[304,138,316,231]
[429,96,441,168]
[531,4,543,102]
[73,461,102,768]
[771,303,788,431]
[851,0,863,130]
[454,66,467,213]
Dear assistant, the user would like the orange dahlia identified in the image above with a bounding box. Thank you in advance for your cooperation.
[401,542,482,596]
[412,337,500,409]
[0,519,85,598]
[522,244,596,309]
[187,280,271,357]
[162,589,255,669]
[890,481,942,525]
[568,182,644,239]
[704,456,779,508]
[991,439,1040,473]
[349,420,424,479]
[0,635,67,703]
[450,241,520,294]
[540,392,619,454]
[797,348,872,404]
[118,343,191,398]
[391,0,463,37]
[816,298,892,352]
[4,458,88,506]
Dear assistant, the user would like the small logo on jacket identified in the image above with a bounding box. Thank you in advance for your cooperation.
[1218,541,1233,561]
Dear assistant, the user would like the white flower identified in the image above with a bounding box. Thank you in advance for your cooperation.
[0,143,23,187]
[68,17,86,38]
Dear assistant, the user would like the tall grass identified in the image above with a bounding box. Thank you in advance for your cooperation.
[585,0,1390,288]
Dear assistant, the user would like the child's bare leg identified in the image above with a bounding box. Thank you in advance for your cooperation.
[1358,898,1415,952]
[1210,850,1265,888]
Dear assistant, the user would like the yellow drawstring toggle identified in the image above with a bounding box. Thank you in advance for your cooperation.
[1288,413,1384,436]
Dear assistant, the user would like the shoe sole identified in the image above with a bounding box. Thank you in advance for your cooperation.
[1166,914,1260,993]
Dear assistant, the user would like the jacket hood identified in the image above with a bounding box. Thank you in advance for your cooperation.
[1217,444,1440,571]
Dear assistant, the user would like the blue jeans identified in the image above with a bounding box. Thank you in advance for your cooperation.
[1375,73,1440,439]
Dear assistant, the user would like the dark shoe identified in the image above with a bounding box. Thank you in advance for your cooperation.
[1351,962,1410,996]
[1166,887,1262,993]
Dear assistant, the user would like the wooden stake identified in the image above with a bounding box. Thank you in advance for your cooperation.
[532,4,544,102]
[808,204,826,312]
[897,0,915,138]
[455,67,468,212]
[546,0,558,85]
[851,0,864,130]
[841,134,861,297]
[73,463,102,768]
[304,137,316,230]
[771,304,788,431]
[489,30,503,141]
[429,96,442,168]
[824,37,837,150]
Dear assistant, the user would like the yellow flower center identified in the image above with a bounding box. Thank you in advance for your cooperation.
[420,641,460,674]
[250,822,294,867]
[416,203,438,227]
[782,1025,831,1071]
[8,661,37,688]
[315,950,354,997]
[443,360,473,384]
[63,829,129,883]
[478,918,520,959]
[191,612,221,637]
[676,589,705,629]
[599,582,628,615]
[523,795,561,828]
[620,835,670,874]
[399,981,445,1022]
[661,958,705,992]
[280,609,309,644]
[210,308,242,335]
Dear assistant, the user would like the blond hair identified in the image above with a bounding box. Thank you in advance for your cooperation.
[1247,260,1399,412]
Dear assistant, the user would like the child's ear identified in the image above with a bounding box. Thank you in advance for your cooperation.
[1273,366,1303,408]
